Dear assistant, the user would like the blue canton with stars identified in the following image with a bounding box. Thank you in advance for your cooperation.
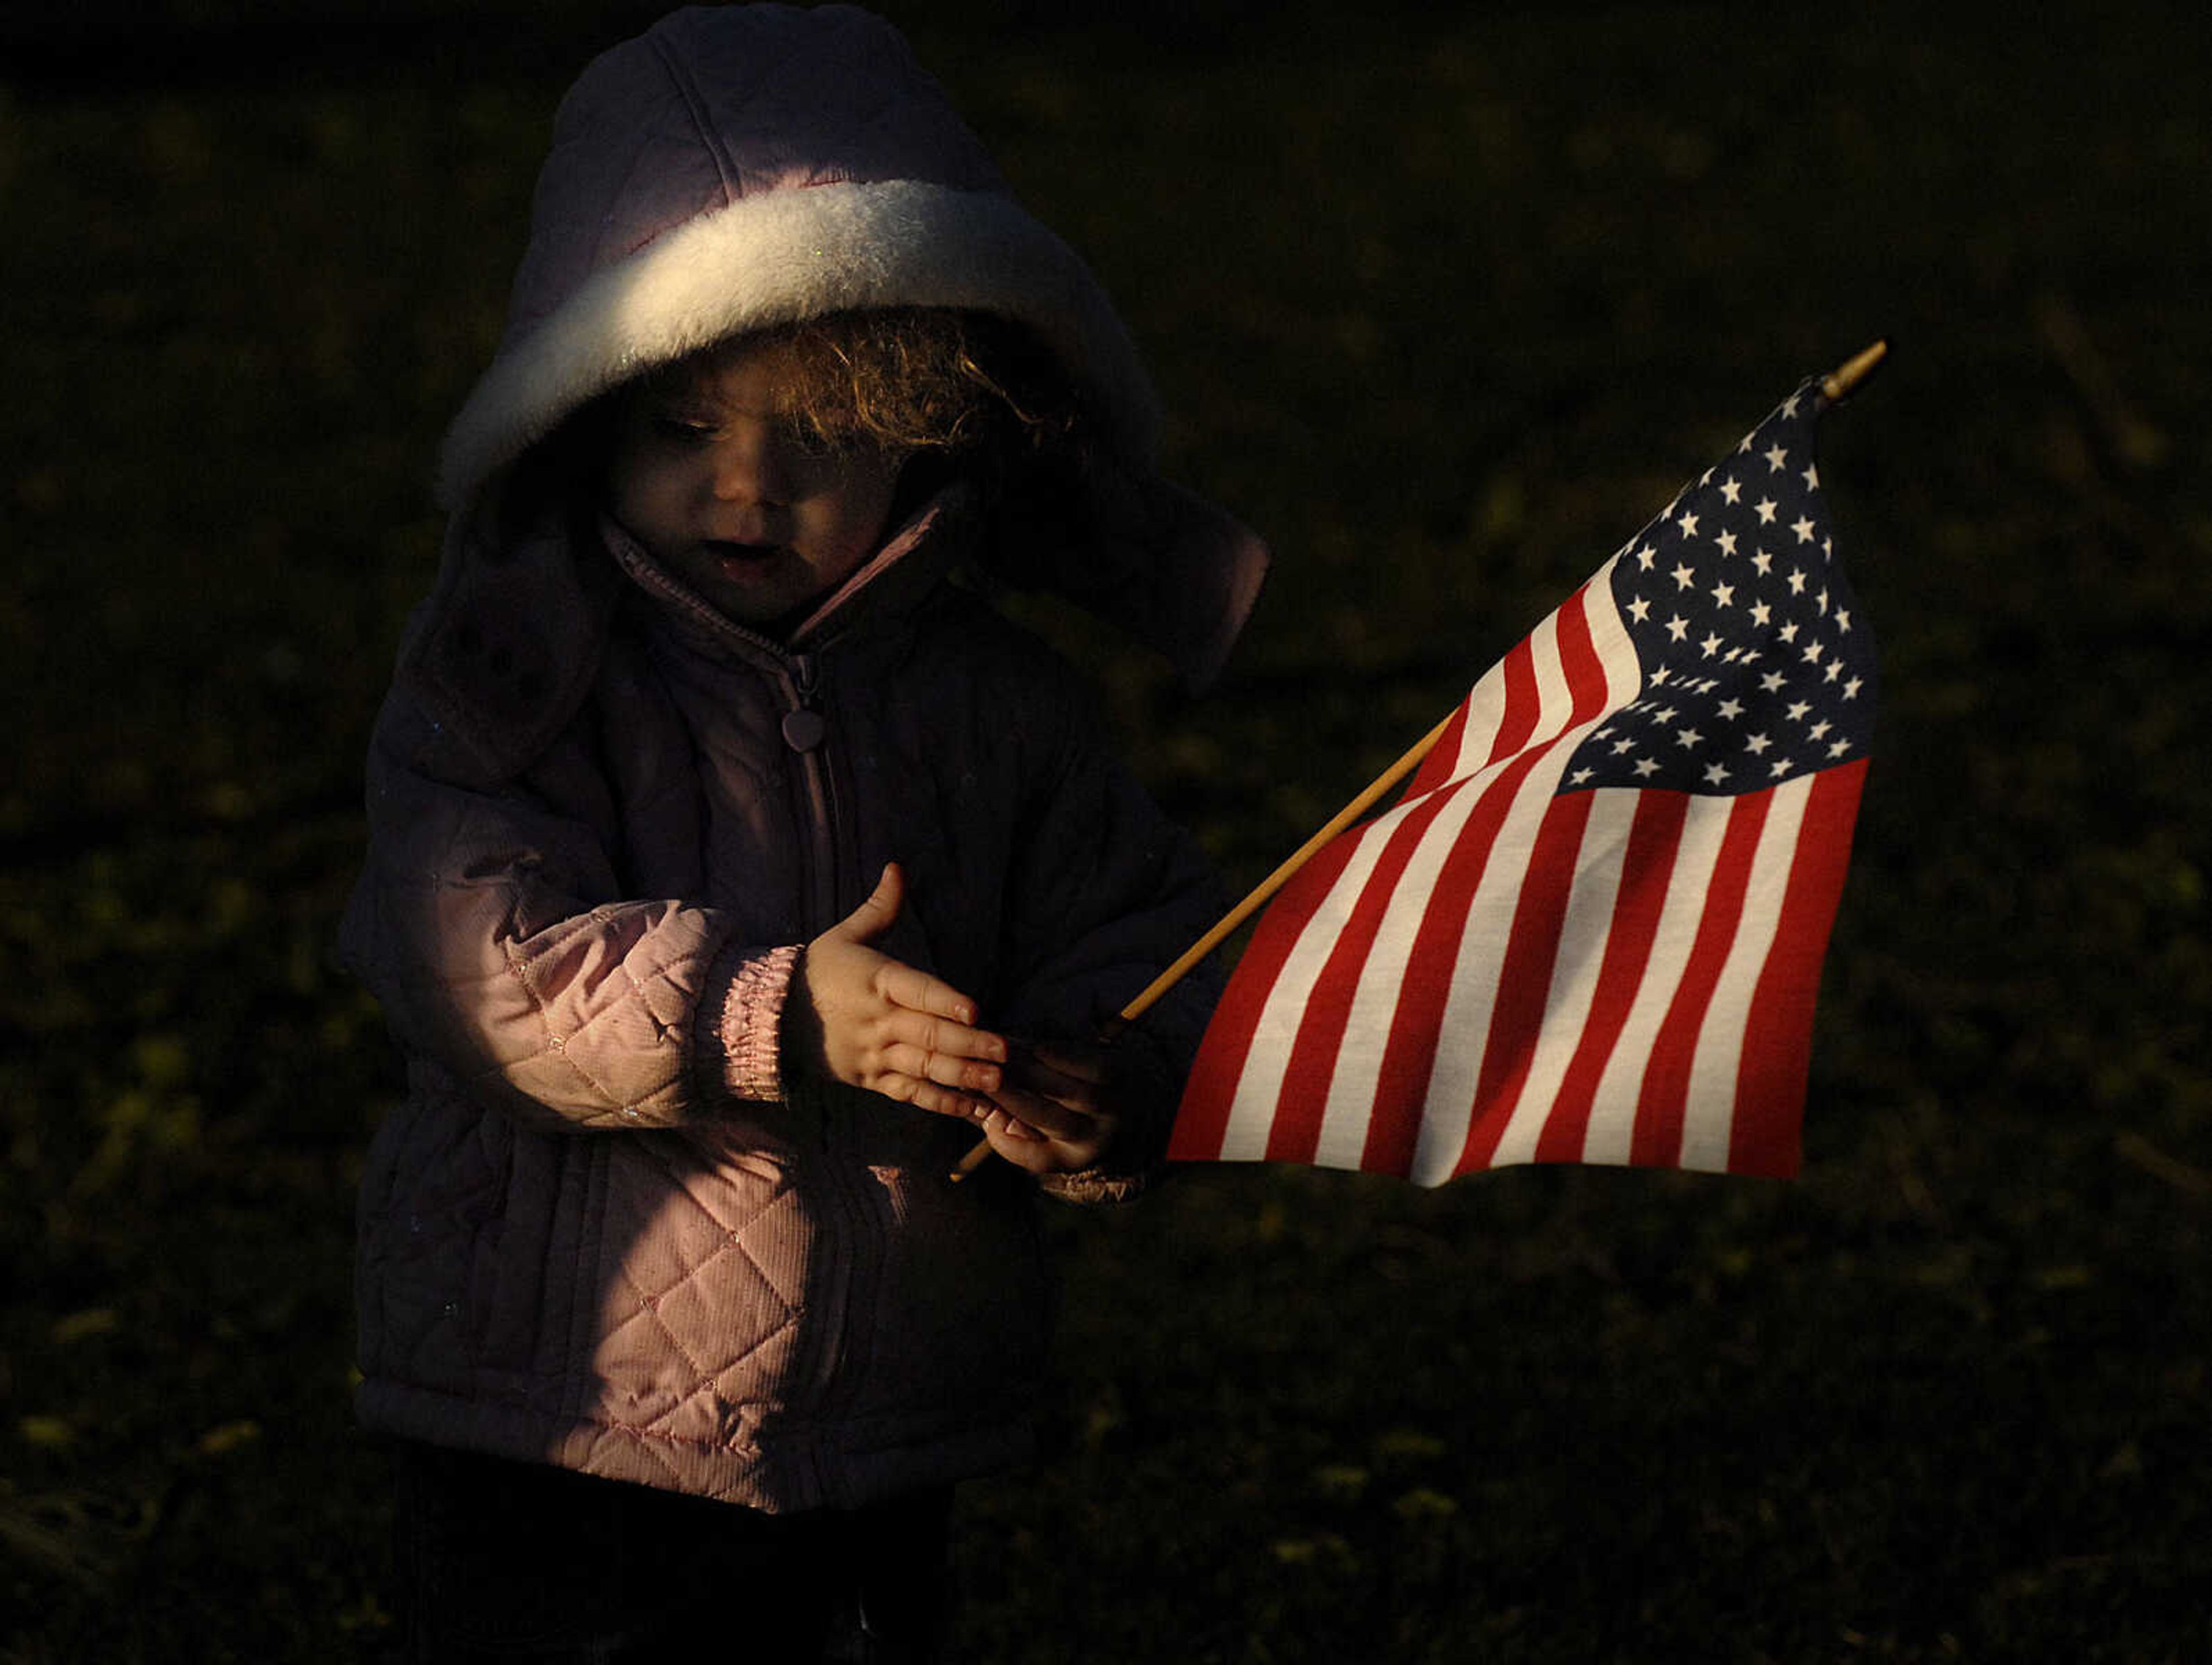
[1563,379,1876,797]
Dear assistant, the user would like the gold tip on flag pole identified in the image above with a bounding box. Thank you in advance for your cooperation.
[949,707,1461,1182]
[1821,339,1889,404]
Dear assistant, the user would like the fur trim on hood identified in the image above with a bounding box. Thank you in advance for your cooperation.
[429,4,1264,691]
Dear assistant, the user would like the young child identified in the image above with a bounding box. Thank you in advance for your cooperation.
[340,4,1264,1659]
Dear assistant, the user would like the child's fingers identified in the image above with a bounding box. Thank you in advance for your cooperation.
[983,1083,1093,1143]
[881,1003,1006,1068]
[973,1104,1045,1143]
[873,957,986,1028]
[882,1082,1041,1140]
[877,1036,1003,1095]
[895,1079,1005,1124]
[981,1107,1098,1175]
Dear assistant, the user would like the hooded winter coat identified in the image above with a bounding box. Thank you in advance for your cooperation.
[340,5,1264,1514]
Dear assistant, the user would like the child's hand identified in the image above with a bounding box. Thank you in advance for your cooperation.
[800,864,1008,1120]
[975,1041,1118,1175]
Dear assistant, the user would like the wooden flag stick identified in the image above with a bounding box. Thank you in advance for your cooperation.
[949,707,1460,1181]
[1821,339,1889,404]
[1112,708,1460,1032]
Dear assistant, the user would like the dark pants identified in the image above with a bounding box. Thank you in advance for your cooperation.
[387,1441,953,1664]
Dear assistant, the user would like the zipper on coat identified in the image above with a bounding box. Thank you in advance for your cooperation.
[781,652,827,756]
[777,646,880,1459]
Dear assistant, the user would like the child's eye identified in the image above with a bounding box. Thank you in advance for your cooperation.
[652,414,717,443]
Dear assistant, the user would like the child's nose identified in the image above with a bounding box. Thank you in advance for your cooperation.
[711,431,793,506]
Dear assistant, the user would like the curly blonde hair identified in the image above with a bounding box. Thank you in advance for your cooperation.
[756,308,1084,461]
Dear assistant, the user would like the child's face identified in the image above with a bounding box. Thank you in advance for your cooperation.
[605,337,906,629]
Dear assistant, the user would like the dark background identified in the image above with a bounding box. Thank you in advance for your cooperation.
[3,2,2206,1659]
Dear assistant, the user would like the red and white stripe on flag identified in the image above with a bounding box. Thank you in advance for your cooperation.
[1169,562,1866,1184]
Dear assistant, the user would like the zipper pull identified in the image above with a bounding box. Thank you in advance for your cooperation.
[782,651,827,752]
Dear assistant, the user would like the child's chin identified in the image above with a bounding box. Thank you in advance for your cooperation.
[704,587,789,627]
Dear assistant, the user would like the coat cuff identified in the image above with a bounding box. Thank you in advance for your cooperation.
[696,942,801,1103]
[1037,1165,1156,1204]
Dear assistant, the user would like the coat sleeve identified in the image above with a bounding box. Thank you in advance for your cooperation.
[339,685,799,1133]
[993,688,1227,1201]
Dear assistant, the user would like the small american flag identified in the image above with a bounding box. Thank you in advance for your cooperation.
[1170,378,1875,1182]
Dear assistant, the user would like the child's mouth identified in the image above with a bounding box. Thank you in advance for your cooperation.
[705,540,782,568]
